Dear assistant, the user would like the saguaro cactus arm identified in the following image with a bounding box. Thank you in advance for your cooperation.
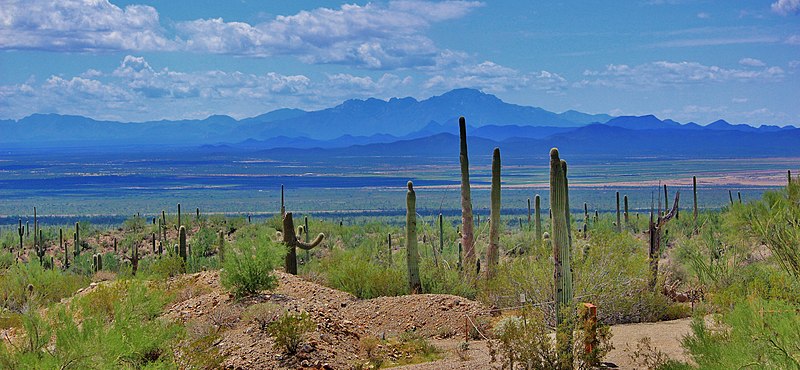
[282,212,325,274]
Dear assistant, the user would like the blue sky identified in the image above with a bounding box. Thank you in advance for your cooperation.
[0,1,798,125]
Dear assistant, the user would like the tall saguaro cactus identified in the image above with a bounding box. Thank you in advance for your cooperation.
[615,191,621,233]
[17,219,23,253]
[74,222,80,257]
[692,176,698,220]
[487,148,501,278]
[281,184,286,217]
[458,116,476,273]
[551,148,574,369]
[624,195,630,225]
[527,198,532,227]
[281,212,325,275]
[406,181,422,293]
[534,194,542,248]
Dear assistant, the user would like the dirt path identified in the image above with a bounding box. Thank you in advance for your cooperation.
[397,317,694,369]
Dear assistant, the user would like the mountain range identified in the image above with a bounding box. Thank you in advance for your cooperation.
[1,88,797,158]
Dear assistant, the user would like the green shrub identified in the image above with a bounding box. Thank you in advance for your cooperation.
[678,299,799,369]
[0,279,181,369]
[220,228,281,298]
[267,311,316,355]
[0,262,89,312]
[307,245,406,299]
[141,255,186,279]
[190,227,218,258]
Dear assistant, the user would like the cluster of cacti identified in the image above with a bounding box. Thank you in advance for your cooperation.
[406,181,422,293]
[280,212,325,275]
[458,116,476,273]
[550,148,574,368]
[487,148,501,278]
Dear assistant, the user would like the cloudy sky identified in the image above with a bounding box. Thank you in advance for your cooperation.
[0,0,798,125]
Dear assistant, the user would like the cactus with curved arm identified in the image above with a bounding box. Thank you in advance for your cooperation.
[282,212,325,275]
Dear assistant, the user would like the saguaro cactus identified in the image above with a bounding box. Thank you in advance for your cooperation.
[74,222,80,257]
[550,148,574,368]
[17,219,23,252]
[692,176,698,220]
[281,212,325,275]
[534,195,542,248]
[487,148,501,278]
[438,213,444,253]
[406,181,422,293]
[624,195,630,225]
[387,233,393,265]
[60,229,68,269]
[649,191,680,291]
[458,116,476,273]
[281,184,286,217]
[218,230,225,262]
[615,191,621,233]
[179,226,187,264]
[177,203,182,228]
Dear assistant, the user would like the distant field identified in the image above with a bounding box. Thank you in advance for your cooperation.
[0,149,793,226]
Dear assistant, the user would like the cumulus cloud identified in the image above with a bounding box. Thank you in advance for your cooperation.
[787,35,800,45]
[0,1,482,70]
[771,0,800,15]
[579,61,785,88]
[739,57,766,67]
[0,0,175,51]
[177,1,483,69]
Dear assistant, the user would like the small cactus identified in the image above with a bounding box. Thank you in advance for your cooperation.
[692,176,698,220]
[17,219,24,253]
[624,195,630,226]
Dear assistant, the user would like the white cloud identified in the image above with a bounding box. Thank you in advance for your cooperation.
[0,0,175,51]
[787,35,800,45]
[580,61,785,88]
[696,12,711,19]
[739,57,766,67]
[731,97,748,103]
[771,0,800,15]
[0,1,482,70]
[176,1,483,69]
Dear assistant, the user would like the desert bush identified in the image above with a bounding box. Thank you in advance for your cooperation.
[306,244,406,299]
[140,255,185,278]
[190,227,218,258]
[267,311,316,355]
[494,309,558,369]
[220,227,281,298]
[242,302,281,331]
[0,279,181,369]
[677,299,800,369]
[0,262,88,312]
[746,184,800,278]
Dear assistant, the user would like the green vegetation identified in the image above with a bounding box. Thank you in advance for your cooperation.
[0,152,795,369]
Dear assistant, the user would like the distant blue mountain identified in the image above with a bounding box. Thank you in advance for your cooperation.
[1,88,796,151]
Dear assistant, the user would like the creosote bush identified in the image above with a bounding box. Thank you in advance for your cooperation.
[267,311,316,355]
[220,225,282,298]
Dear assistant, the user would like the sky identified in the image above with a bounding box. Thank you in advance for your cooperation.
[0,0,798,125]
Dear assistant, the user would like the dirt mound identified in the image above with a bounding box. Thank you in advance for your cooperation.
[158,270,490,369]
